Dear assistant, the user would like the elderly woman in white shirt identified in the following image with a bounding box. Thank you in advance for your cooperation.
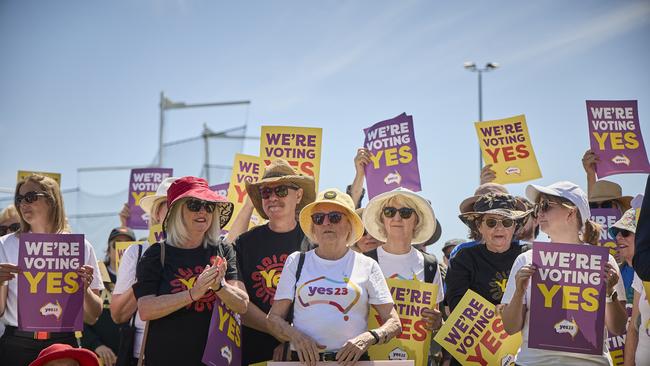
[268,188,401,366]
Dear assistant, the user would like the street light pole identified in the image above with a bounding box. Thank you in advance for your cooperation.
[158,92,251,167]
[464,62,499,182]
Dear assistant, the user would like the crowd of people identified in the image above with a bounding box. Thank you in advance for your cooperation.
[0,146,648,366]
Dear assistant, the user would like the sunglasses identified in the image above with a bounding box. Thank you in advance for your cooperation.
[259,185,299,200]
[618,229,633,238]
[311,211,344,225]
[589,200,614,209]
[483,217,515,228]
[15,191,48,206]
[382,207,415,219]
[0,223,20,236]
[533,200,563,217]
[186,199,216,213]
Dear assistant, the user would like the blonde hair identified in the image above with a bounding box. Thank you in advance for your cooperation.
[375,195,423,240]
[0,205,19,223]
[150,197,167,226]
[15,175,70,233]
[165,198,222,248]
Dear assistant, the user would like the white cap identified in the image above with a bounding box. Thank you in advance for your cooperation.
[526,181,590,231]
[139,176,179,215]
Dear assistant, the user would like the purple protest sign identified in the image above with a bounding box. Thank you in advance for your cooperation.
[127,168,173,229]
[529,242,609,355]
[202,298,241,366]
[587,100,650,177]
[364,113,421,199]
[17,233,85,332]
[590,208,622,257]
[210,183,229,198]
[605,304,632,366]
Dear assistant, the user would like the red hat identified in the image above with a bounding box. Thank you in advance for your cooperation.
[166,176,234,229]
[29,344,99,366]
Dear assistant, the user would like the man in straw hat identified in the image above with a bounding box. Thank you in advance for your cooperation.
[235,159,316,365]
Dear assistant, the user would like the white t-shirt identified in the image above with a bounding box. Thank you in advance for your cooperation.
[376,246,445,304]
[501,247,625,365]
[632,273,650,365]
[113,242,147,358]
[275,249,393,351]
[0,232,104,327]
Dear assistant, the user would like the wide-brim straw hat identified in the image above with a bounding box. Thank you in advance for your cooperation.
[246,159,316,220]
[163,176,234,230]
[459,183,509,214]
[589,180,632,207]
[139,176,179,215]
[363,187,436,245]
[299,188,364,247]
[459,193,528,232]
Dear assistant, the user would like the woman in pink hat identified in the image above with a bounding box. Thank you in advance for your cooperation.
[132,176,249,366]
[29,343,100,366]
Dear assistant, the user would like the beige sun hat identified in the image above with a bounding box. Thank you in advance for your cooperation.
[245,159,316,220]
[589,180,632,208]
[363,187,436,245]
[139,176,179,215]
[299,188,364,247]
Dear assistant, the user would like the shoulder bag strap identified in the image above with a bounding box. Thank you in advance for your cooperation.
[137,243,165,366]
[282,252,306,361]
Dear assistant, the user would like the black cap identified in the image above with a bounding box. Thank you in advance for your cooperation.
[108,227,136,243]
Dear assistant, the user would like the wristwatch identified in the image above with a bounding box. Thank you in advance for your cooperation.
[606,290,618,303]
[215,278,226,292]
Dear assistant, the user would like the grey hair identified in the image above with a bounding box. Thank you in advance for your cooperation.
[165,198,222,248]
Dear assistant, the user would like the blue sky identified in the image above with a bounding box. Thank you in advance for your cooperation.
[1,0,649,256]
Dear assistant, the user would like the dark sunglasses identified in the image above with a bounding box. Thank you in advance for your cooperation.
[483,217,514,228]
[0,223,20,236]
[382,207,415,219]
[15,191,48,206]
[589,200,614,209]
[259,185,299,199]
[618,229,633,238]
[311,211,343,225]
[186,199,216,213]
[533,200,562,217]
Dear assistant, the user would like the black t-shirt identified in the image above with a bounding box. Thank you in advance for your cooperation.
[133,241,239,366]
[235,223,305,366]
[445,242,522,311]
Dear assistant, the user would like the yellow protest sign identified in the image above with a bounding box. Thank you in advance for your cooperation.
[260,126,322,188]
[368,278,438,366]
[115,241,144,271]
[224,154,265,231]
[434,290,521,366]
[17,170,61,186]
[475,115,541,184]
[97,261,111,283]
[148,223,165,244]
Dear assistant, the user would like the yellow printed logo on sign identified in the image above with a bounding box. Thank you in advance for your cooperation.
[224,154,266,231]
[260,126,322,188]
[115,241,144,271]
[368,278,438,366]
[17,170,61,186]
[475,115,542,184]
[434,290,521,366]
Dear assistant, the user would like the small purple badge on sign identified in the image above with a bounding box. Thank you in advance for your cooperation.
[127,168,173,229]
[590,208,622,257]
[210,183,229,198]
[18,233,85,332]
[202,298,241,366]
[363,113,421,199]
[587,100,650,177]
[529,242,609,355]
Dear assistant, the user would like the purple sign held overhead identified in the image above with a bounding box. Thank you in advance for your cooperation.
[363,113,421,199]
[127,168,173,229]
[587,100,650,177]
[202,299,241,366]
[590,208,622,257]
[18,233,85,332]
[529,242,609,355]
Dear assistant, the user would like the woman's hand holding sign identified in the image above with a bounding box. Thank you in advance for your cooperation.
[421,307,442,331]
[0,263,20,285]
[337,332,375,366]
[515,264,536,294]
[77,264,94,291]
[290,331,326,366]
[604,262,619,296]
